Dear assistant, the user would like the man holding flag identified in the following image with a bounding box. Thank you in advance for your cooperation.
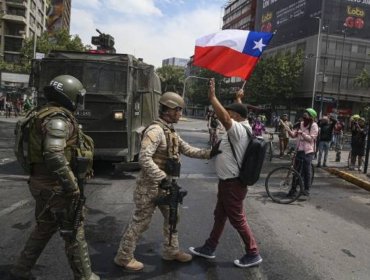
[189,29,273,268]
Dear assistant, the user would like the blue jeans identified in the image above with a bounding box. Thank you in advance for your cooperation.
[317,141,330,165]
[295,151,314,192]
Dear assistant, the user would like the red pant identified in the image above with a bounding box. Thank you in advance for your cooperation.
[205,178,258,255]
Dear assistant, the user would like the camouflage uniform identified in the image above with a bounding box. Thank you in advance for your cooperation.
[115,118,211,262]
[11,75,99,280]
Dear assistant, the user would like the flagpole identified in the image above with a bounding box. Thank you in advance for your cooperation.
[241,80,247,90]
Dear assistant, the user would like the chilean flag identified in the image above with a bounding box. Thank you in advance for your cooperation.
[193,29,273,80]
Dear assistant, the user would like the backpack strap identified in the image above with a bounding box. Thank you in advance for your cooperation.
[227,124,252,171]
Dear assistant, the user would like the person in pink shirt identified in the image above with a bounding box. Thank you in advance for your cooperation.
[286,108,318,197]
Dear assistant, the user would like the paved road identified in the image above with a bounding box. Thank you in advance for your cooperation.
[1,117,370,280]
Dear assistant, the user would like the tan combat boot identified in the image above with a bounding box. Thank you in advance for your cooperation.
[162,251,193,262]
[114,256,144,271]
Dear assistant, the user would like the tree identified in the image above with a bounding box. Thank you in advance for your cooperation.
[354,68,370,89]
[245,49,305,110]
[155,65,185,93]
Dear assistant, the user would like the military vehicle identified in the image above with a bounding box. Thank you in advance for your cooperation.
[29,50,161,170]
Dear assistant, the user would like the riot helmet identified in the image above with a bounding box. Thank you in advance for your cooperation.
[44,75,86,111]
[159,92,185,110]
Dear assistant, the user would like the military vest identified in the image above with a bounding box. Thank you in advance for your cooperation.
[148,120,180,172]
[14,105,94,175]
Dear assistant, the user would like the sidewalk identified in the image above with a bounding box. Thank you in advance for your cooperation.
[264,127,370,191]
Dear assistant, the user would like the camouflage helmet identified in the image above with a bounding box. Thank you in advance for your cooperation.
[44,75,86,111]
[159,92,185,109]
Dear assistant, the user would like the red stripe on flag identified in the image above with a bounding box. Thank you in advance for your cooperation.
[193,45,259,80]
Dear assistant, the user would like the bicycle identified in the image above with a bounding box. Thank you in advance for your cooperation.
[265,145,315,204]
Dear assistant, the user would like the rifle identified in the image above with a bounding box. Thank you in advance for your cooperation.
[155,159,187,246]
[59,156,89,241]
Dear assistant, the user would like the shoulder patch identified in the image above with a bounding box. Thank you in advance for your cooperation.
[144,125,163,143]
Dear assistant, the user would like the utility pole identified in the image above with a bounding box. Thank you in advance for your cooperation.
[311,17,322,108]
[319,25,329,119]
[336,26,347,113]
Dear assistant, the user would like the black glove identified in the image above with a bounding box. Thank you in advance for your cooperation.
[210,140,222,158]
[159,178,172,190]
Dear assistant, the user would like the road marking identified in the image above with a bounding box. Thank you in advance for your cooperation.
[0,199,31,217]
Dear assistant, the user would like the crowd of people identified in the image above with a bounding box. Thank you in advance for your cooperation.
[0,97,33,118]
[9,73,369,279]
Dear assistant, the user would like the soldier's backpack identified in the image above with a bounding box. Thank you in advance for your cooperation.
[14,108,39,173]
[228,126,267,186]
[14,106,95,175]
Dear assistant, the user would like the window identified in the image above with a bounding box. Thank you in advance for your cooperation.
[358,45,366,54]
[334,58,341,68]
[356,62,365,70]
[351,44,358,53]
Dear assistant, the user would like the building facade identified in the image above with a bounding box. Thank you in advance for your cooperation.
[162,57,189,68]
[255,0,370,117]
[0,0,48,63]
[223,0,256,30]
[46,0,71,33]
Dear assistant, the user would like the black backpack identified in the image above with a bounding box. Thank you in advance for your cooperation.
[228,126,267,186]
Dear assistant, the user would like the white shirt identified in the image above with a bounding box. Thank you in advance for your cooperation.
[215,119,251,180]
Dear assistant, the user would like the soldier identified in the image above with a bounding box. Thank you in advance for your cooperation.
[10,75,99,280]
[114,92,221,271]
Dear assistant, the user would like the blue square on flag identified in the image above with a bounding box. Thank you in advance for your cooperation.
[242,32,273,57]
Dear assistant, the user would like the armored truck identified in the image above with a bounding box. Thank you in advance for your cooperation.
[29,51,161,168]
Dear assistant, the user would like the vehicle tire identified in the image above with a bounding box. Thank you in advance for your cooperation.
[265,166,304,204]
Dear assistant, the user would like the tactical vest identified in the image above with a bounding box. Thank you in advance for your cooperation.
[14,105,94,175]
[148,120,180,172]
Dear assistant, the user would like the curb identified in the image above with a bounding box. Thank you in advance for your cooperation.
[326,168,370,192]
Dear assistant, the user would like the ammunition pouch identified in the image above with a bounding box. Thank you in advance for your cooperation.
[165,158,181,177]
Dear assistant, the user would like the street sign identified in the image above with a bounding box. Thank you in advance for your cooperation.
[315,96,336,103]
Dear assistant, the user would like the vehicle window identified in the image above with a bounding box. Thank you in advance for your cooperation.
[99,69,115,92]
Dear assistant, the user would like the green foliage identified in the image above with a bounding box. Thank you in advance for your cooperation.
[156,65,185,93]
[183,68,227,106]
[354,68,370,89]
[246,49,305,108]
[1,29,87,74]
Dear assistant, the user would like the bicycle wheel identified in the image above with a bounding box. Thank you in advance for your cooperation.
[265,166,304,204]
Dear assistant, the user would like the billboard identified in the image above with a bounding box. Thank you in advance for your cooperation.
[328,0,370,39]
[256,0,370,47]
[47,0,65,33]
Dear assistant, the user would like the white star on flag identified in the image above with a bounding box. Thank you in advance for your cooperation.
[253,38,266,52]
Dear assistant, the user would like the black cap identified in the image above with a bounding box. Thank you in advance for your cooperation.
[224,103,248,118]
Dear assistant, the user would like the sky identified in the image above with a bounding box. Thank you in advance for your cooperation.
[70,0,227,68]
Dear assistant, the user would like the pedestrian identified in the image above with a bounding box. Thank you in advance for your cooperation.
[349,117,366,171]
[10,75,100,280]
[286,108,318,197]
[189,78,262,268]
[207,109,220,146]
[114,92,220,271]
[331,116,344,161]
[5,101,12,118]
[277,114,292,157]
[317,115,337,167]
[252,116,265,137]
